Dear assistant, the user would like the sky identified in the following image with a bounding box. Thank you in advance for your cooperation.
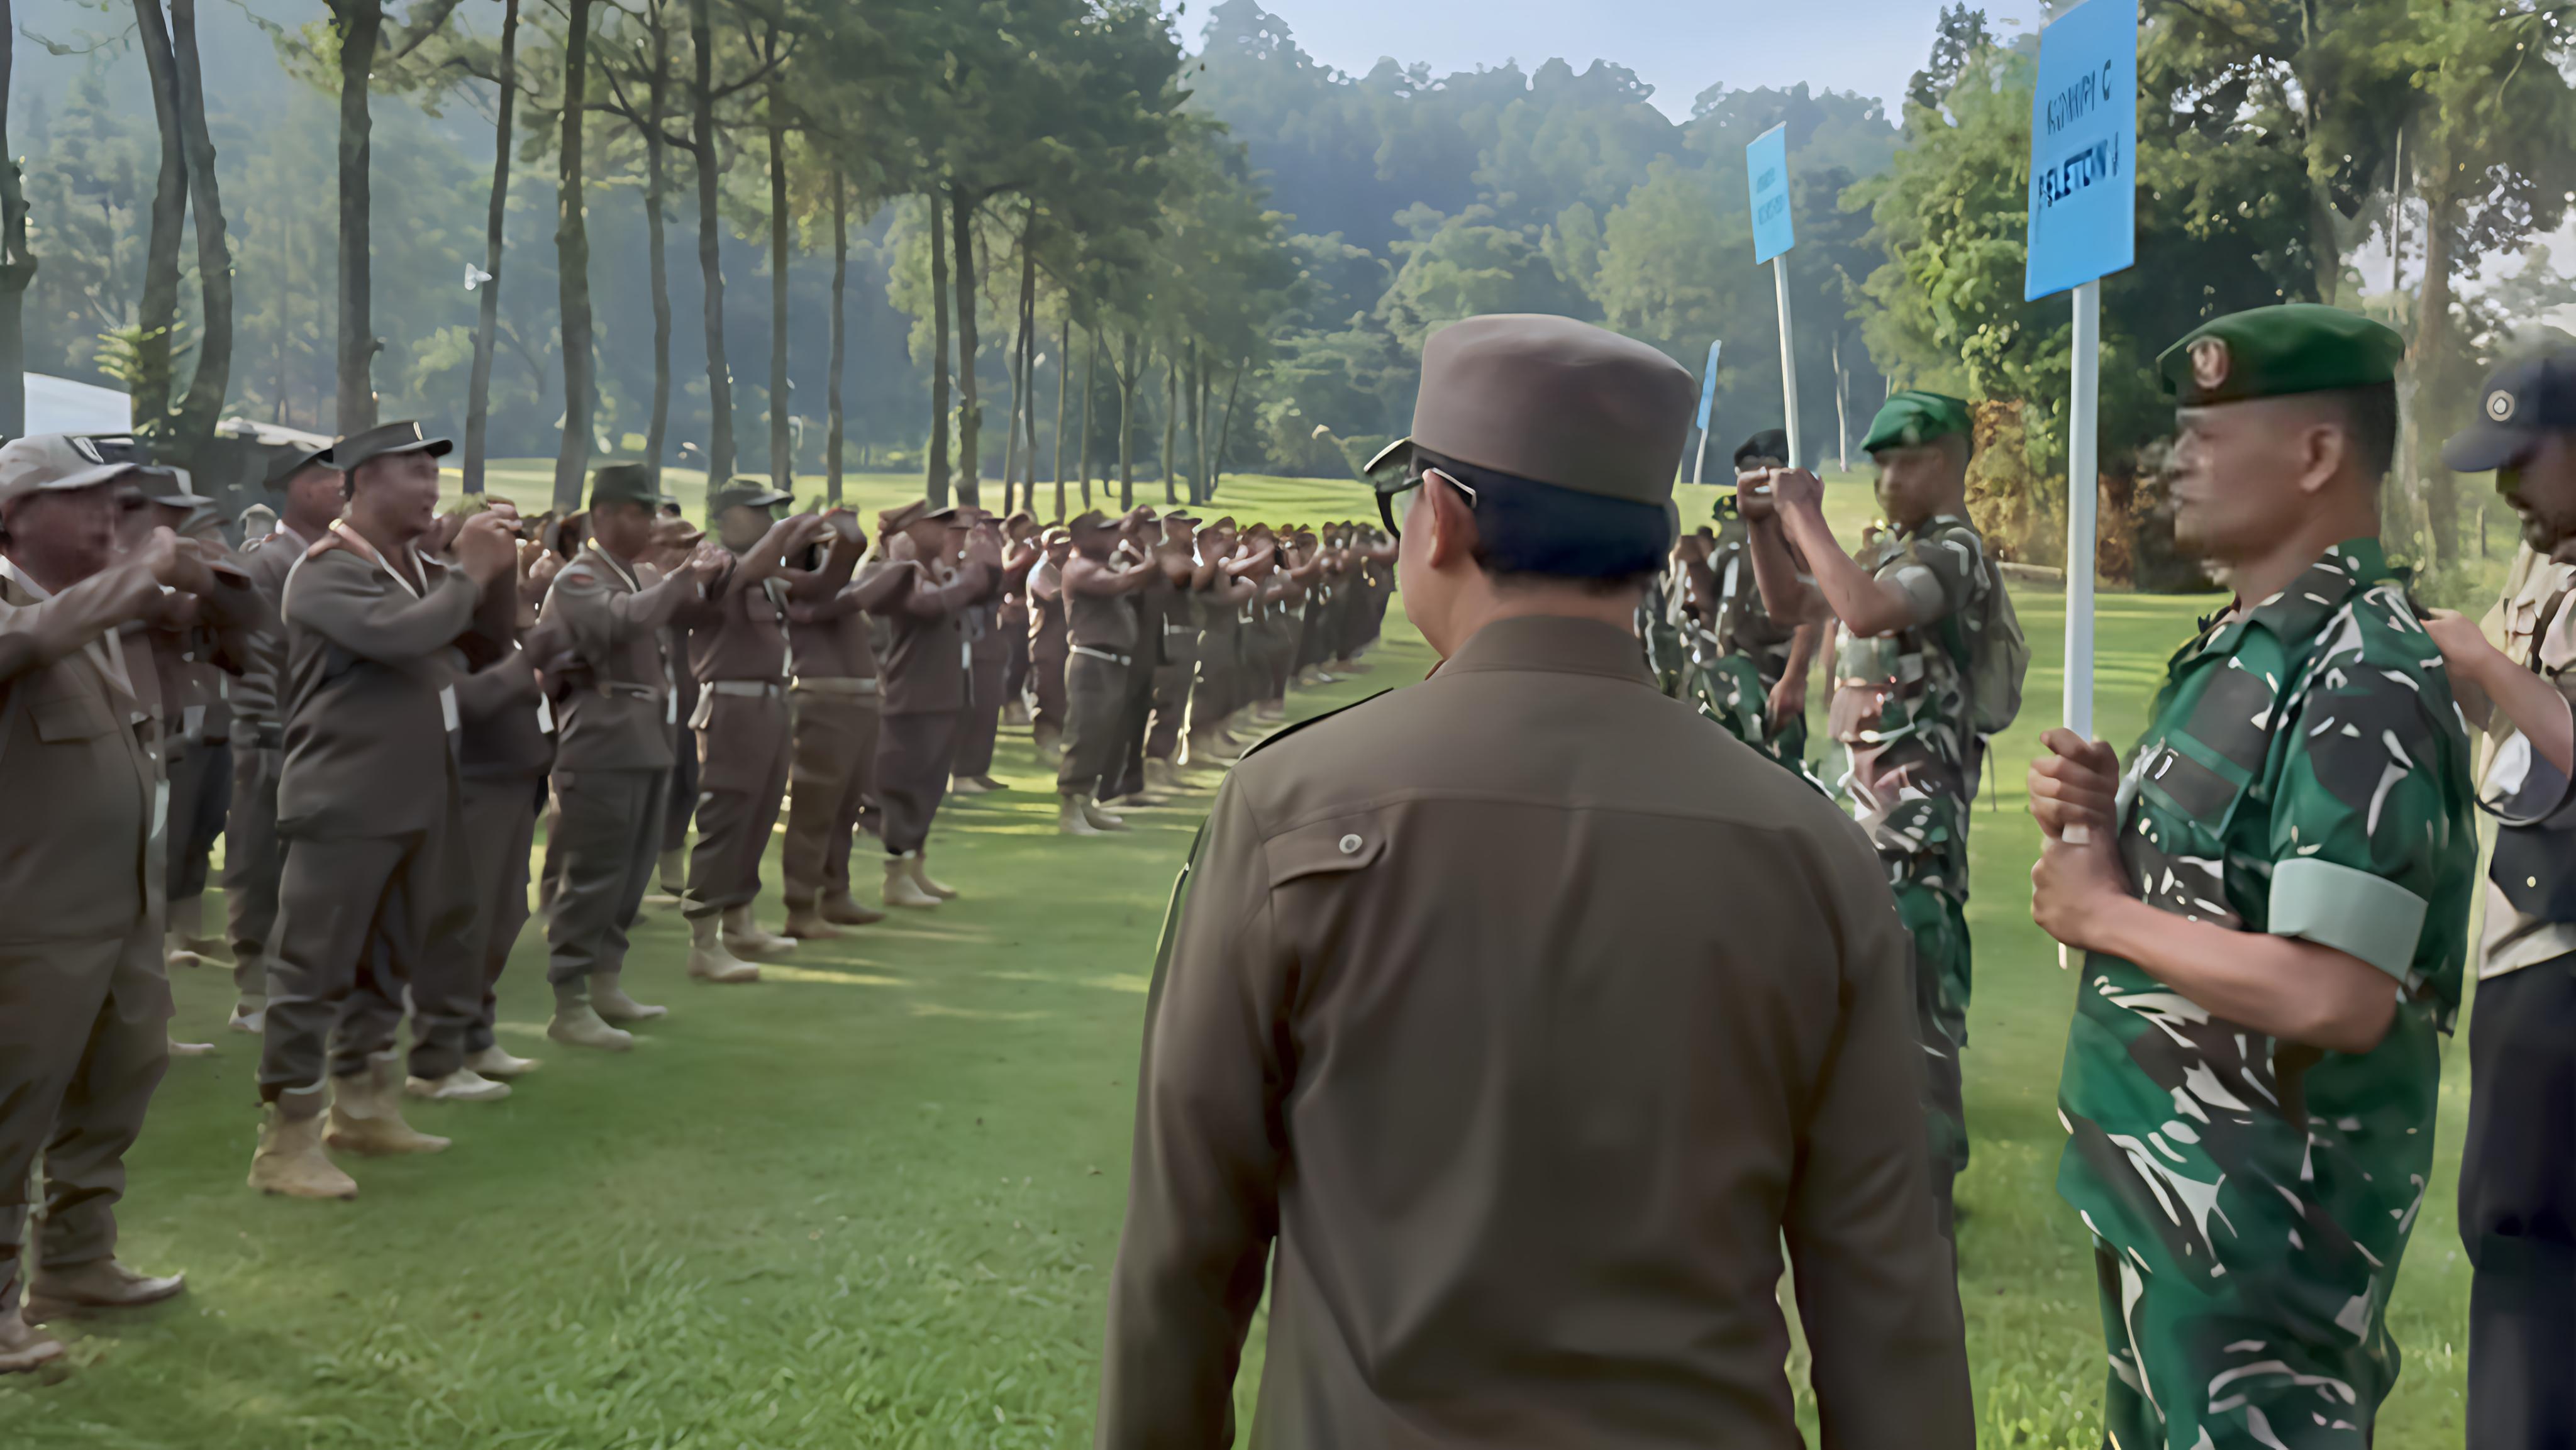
[1191,0,2057,118]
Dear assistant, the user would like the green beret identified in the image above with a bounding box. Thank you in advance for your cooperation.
[1861,390,1974,455]
[2157,303,2404,407]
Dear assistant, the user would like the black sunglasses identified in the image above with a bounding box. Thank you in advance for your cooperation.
[1376,465,1478,540]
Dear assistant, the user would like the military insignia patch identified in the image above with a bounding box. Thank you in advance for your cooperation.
[2489,389,2518,423]
[2189,337,2231,393]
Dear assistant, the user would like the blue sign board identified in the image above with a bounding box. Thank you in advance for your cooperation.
[2023,0,2137,300]
[1745,125,1794,263]
[1696,340,1723,431]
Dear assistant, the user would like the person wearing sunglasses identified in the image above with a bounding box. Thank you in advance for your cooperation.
[1096,313,1971,1448]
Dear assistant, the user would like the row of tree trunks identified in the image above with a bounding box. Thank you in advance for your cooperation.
[550,0,596,510]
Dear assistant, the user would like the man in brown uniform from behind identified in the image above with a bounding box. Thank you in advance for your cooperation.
[1026,526,1072,764]
[675,479,846,982]
[1141,511,1208,792]
[950,510,1036,796]
[1097,316,1972,1446]
[222,445,343,1035]
[867,502,1000,907]
[248,422,519,1200]
[540,465,728,1048]
[1,440,253,1370]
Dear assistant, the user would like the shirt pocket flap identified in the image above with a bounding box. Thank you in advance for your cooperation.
[1267,817,1387,889]
[33,688,116,742]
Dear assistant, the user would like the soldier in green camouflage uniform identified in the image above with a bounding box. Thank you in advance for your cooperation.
[1679,430,1820,782]
[1754,391,2001,1236]
[2030,306,2476,1449]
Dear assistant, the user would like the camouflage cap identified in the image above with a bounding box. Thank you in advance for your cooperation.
[0,433,145,510]
[1860,391,1974,455]
[2157,303,2404,407]
[589,462,675,512]
[709,475,792,514]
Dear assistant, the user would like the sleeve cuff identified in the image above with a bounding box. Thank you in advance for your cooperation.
[2267,856,2428,982]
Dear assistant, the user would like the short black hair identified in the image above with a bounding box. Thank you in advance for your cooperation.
[1414,448,1671,595]
[2320,382,2399,480]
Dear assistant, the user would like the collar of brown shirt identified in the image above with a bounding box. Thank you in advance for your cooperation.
[1428,613,1655,689]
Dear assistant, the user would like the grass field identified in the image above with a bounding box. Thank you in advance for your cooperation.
[0,473,2480,1447]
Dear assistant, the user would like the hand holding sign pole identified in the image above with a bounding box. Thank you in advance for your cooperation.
[2026,0,2136,961]
[1746,125,1799,467]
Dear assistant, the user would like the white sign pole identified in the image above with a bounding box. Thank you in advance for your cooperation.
[1773,257,1802,468]
[2064,277,2099,743]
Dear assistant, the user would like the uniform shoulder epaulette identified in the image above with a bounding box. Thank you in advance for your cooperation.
[1238,689,1392,761]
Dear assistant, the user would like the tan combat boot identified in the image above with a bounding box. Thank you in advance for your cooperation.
[781,892,843,939]
[882,855,941,909]
[26,1258,187,1320]
[0,1305,65,1373]
[721,904,797,959]
[686,914,761,983]
[464,1044,541,1077]
[404,1067,511,1102]
[948,773,994,795]
[910,850,960,900]
[247,1090,358,1199]
[1081,799,1130,833]
[592,969,667,1022]
[643,847,688,905]
[323,1052,451,1156]
[1032,724,1063,765]
[1058,791,1106,836]
[228,985,265,1035]
[548,979,637,1051]
[819,890,884,926]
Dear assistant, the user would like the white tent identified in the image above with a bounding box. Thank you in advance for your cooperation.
[25,372,133,435]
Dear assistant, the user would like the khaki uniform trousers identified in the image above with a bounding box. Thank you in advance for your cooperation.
[1058,650,1130,797]
[684,689,791,920]
[453,773,544,1060]
[954,643,1008,779]
[164,737,230,904]
[875,709,961,856]
[1146,648,1195,762]
[0,919,167,1314]
[222,737,286,997]
[545,767,669,984]
[782,683,880,902]
[262,814,472,1097]
[1030,646,1070,737]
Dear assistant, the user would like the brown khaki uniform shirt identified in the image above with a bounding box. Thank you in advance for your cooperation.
[1097,614,1971,1449]
[543,545,699,772]
[869,560,994,716]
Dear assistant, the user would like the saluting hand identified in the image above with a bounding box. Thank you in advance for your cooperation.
[453,511,519,587]
[2027,727,2121,844]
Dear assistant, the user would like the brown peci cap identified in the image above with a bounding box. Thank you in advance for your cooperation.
[1363,314,1695,506]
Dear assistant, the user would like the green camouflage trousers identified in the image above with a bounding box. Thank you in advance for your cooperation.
[2093,1241,2390,1449]
[1894,874,1969,1236]
[1690,653,1818,787]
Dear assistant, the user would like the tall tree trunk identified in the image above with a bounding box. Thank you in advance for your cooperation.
[462,0,518,493]
[765,70,791,491]
[333,0,380,432]
[689,0,731,487]
[1018,280,1037,508]
[641,9,671,485]
[1191,341,1207,506]
[948,186,980,509]
[165,0,230,456]
[826,166,845,504]
[2413,179,2461,566]
[926,192,949,507]
[1160,349,1177,504]
[133,0,187,435]
[1050,317,1068,521]
[1116,332,1137,511]
[1211,360,1244,497]
[1078,324,1096,509]
[999,229,1024,509]
[0,0,30,439]
[551,0,595,511]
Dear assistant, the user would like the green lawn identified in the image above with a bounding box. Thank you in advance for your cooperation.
[0,475,2478,1447]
